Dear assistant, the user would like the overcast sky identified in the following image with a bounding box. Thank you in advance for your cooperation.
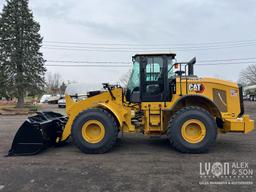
[1,0,256,86]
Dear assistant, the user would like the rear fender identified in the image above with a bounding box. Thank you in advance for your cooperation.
[170,94,222,120]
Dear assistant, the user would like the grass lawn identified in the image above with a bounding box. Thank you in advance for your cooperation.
[0,103,40,114]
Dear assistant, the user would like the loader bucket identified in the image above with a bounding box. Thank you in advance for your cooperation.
[7,111,67,156]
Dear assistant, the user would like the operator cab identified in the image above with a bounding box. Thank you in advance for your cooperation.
[126,53,196,103]
[126,53,177,103]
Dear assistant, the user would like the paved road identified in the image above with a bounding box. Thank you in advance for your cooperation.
[0,102,255,192]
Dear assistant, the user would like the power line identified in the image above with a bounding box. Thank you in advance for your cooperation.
[46,57,256,64]
[197,61,256,66]
[45,61,256,68]
[47,60,130,64]
[44,39,256,47]
[44,56,256,68]
[43,44,173,50]
[43,47,138,52]
[42,42,256,52]
[199,57,256,62]
[45,64,130,68]
[43,42,256,49]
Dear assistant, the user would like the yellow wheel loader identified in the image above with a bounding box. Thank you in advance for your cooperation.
[8,53,254,156]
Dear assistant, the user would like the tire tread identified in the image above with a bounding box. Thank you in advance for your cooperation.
[167,106,217,153]
[71,108,118,154]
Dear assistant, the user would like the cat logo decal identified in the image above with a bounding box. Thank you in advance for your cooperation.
[188,84,205,93]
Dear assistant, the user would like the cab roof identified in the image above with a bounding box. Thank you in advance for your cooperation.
[134,52,176,57]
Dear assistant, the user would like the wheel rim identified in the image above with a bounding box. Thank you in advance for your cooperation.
[82,120,105,143]
[181,119,206,144]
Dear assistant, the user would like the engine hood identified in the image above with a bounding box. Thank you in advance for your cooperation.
[199,77,239,88]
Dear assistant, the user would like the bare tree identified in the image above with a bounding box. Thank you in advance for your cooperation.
[118,69,132,88]
[46,72,62,95]
[60,82,67,95]
[239,64,256,86]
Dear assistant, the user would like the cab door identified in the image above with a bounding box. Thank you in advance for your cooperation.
[140,56,169,133]
[140,56,169,102]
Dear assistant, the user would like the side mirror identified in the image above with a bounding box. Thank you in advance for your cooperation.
[188,57,196,76]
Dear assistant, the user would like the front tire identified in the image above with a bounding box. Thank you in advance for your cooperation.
[71,108,118,154]
[167,106,217,153]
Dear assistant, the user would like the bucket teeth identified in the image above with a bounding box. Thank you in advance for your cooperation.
[7,112,67,156]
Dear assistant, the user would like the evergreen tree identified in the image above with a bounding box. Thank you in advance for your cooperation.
[0,0,46,107]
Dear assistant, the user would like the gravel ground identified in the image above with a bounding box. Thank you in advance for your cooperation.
[0,102,255,192]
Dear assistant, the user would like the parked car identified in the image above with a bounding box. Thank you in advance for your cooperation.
[47,95,61,104]
[40,94,51,103]
[58,96,66,108]
[244,85,256,101]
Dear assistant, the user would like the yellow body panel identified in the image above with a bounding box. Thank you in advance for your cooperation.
[61,88,135,141]
[141,77,240,115]
[60,77,254,142]
[140,77,251,134]
[223,115,254,134]
[174,78,254,134]
[174,77,241,118]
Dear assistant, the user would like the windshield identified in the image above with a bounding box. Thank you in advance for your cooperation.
[127,61,140,93]
[167,57,175,78]
[127,56,175,94]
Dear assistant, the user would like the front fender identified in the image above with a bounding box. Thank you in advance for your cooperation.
[61,101,128,142]
[96,103,124,127]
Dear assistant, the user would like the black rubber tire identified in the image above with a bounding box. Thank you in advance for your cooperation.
[71,108,118,154]
[167,106,217,153]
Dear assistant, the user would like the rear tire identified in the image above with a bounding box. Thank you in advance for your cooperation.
[71,108,118,154]
[167,106,217,153]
